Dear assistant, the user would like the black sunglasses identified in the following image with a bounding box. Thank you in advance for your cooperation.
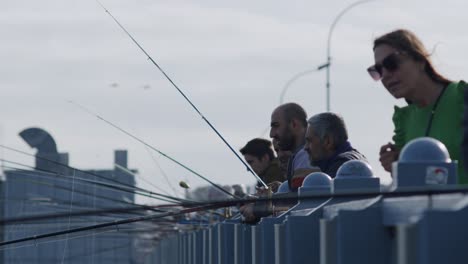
[367,51,402,81]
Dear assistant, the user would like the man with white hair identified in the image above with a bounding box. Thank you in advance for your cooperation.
[304,112,367,177]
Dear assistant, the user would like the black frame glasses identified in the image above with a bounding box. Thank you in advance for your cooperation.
[367,51,402,81]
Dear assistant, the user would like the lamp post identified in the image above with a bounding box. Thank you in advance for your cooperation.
[259,63,329,137]
[323,0,375,111]
[279,63,329,104]
[261,1,374,137]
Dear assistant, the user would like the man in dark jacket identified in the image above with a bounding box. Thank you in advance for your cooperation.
[304,112,367,177]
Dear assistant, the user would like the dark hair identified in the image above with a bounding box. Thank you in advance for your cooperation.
[373,29,451,86]
[240,138,275,160]
[279,103,308,128]
[307,112,348,148]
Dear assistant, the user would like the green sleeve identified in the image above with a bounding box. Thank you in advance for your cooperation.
[392,105,410,150]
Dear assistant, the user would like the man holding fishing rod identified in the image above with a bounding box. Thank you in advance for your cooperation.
[240,138,285,190]
[240,103,317,222]
[269,103,319,191]
[240,104,368,223]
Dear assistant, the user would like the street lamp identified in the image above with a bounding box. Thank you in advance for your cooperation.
[323,0,375,111]
[279,63,329,104]
[259,63,329,137]
[260,1,374,136]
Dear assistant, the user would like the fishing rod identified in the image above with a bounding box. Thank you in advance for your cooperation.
[2,160,182,204]
[0,151,188,203]
[114,163,172,197]
[8,185,465,248]
[3,166,182,229]
[4,167,172,213]
[4,183,468,226]
[0,202,180,225]
[0,187,359,247]
[68,101,238,199]
[1,159,188,204]
[0,144,182,201]
[0,228,119,253]
[144,146,182,197]
[0,203,219,247]
[0,169,184,225]
[0,194,149,220]
[92,0,268,189]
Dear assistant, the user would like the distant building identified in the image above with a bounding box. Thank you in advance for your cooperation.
[0,128,138,263]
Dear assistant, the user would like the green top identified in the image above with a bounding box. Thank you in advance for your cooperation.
[392,81,467,184]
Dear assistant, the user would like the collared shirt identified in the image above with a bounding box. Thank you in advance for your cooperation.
[286,144,314,191]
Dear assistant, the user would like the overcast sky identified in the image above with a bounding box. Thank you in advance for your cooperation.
[1,0,467,204]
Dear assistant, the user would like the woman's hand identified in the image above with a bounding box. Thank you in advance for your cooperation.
[379,142,400,172]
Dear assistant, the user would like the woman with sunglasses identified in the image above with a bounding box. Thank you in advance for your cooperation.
[368,29,468,184]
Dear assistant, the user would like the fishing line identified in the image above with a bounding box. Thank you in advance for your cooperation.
[143,146,181,197]
[114,163,172,197]
[61,170,76,263]
[0,229,116,252]
[1,158,187,203]
[93,0,268,188]
[2,161,181,204]
[4,175,467,247]
[0,144,178,201]
[3,167,169,213]
[67,101,237,199]
[4,184,468,225]
[0,197,182,226]
[0,203,214,247]
[91,172,97,264]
